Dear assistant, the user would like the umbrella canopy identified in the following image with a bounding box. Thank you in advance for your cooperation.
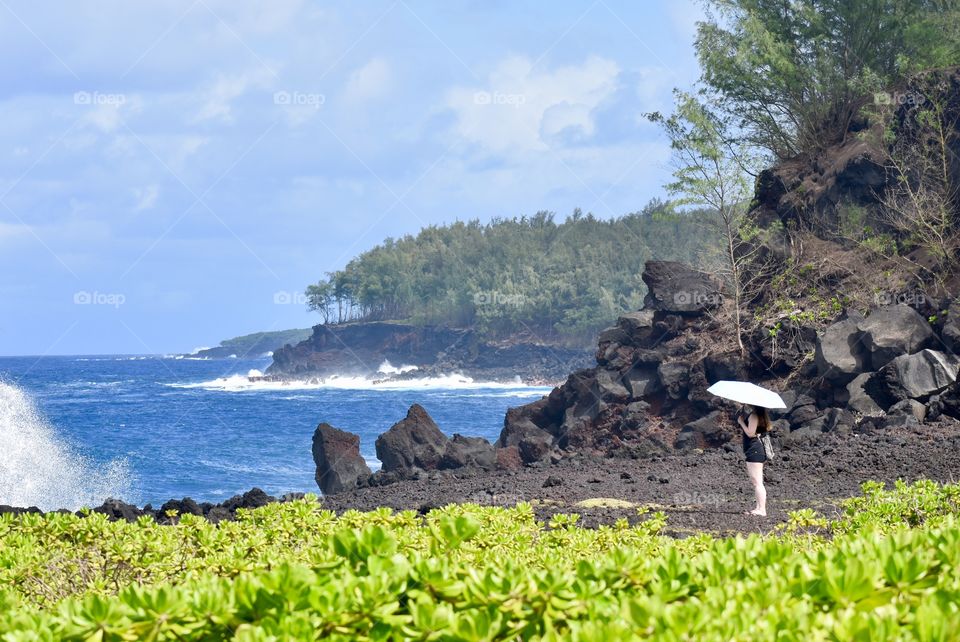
[707,380,787,409]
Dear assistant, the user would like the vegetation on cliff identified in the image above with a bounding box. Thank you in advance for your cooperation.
[189,328,312,359]
[696,0,960,159]
[648,0,960,374]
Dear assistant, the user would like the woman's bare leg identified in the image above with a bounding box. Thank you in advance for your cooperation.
[746,462,766,516]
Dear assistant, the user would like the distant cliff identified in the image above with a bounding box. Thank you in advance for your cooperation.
[188,328,312,360]
[266,321,592,383]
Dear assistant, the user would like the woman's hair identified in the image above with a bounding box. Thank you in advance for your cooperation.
[751,405,771,433]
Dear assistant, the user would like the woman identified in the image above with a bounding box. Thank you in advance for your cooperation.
[737,404,770,516]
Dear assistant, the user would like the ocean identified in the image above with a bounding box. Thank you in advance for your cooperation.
[0,355,551,510]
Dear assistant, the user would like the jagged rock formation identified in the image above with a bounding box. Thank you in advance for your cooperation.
[312,423,372,494]
[496,260,736,457]
[375,404,450,472]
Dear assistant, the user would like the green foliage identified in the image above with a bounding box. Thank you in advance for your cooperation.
[193,329,312,358]
[305,202,723,343]
[696,0,960,158]
[2,481,960,639]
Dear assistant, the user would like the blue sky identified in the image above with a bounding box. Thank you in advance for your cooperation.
[0,0,703,356]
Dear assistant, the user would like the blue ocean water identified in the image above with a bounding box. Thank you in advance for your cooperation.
[0,355,550,509]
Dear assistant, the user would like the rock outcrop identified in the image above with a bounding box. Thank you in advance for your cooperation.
[814,314,866,383]
[641,261,724,314]
[439,435,497,471]
[312,423,373,494]
[496,261,733,462]
[375,404,450,473]
[7,488,289,524]
[267,321,591,382]
[859,305,936,370]
[814,305,937,382]
[875,350,960,404]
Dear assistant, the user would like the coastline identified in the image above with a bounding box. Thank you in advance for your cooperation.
[6,421,958,535]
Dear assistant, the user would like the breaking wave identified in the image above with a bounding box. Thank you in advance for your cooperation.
[0,381,131,510]
[166,362,551,393]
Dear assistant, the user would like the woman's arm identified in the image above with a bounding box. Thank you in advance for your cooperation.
[740,413,758,437]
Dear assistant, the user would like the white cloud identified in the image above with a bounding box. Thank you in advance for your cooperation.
[0,222,29,245]
[342,57,392,105]
[81,95,142,134]
[193,69,273,123]
[133,184,159,211]
[444,55,621,155]
[171,136,210,172]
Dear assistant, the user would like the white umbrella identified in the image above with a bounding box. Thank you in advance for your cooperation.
[707,380,787,409]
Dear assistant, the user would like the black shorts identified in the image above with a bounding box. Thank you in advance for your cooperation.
[744,440,766,463]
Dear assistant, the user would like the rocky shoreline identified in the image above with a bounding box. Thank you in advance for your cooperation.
[5,420,958,535]
[0,488,288,524]
[309,260,960,498]
[266,320,592,383]
[7,260,957,534]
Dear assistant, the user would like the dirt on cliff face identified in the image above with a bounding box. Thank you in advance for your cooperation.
[318,419,960,536]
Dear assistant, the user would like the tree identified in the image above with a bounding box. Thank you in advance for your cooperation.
[696,0,960,159]
[305,281,333,324]
[302,206,723,343]
[648,91,770,356]
[877,87,960,273]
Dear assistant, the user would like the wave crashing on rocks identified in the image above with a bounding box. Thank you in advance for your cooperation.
[0,381,131,511]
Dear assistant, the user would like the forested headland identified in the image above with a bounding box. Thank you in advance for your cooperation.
[304,201,722,344]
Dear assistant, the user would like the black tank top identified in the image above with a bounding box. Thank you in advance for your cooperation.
[741,414,766,453]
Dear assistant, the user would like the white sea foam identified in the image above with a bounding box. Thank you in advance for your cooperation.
[377,360,418,375]
[167,370,551,393]
[0,381,132,510]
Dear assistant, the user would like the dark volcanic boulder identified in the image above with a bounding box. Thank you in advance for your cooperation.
[787,408,853,441]
[618,310,655,334]
[312,423,373,494]
[876,349,960,403]
[814,315,866,383]
[595,369,630,401]
[624,365,661,398]
[497,419,555,464]
[615,310,656,345]
[845,373,883,417]
[92,499,144,522]
[703,352,749,383]
[674,410,727,449]
[889,399,926,422]
[658,361,690,400]
[375,404,449,472]
[440,435,496,470]
[784,394,819,428]
[942,299,960,352]
[859,305,936,370]
[641,261,723,315]
[159,497,204,518]
[221,488,275,512]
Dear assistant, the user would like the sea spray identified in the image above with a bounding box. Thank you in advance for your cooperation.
[168,371,546,392]
[0,381,131,510]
